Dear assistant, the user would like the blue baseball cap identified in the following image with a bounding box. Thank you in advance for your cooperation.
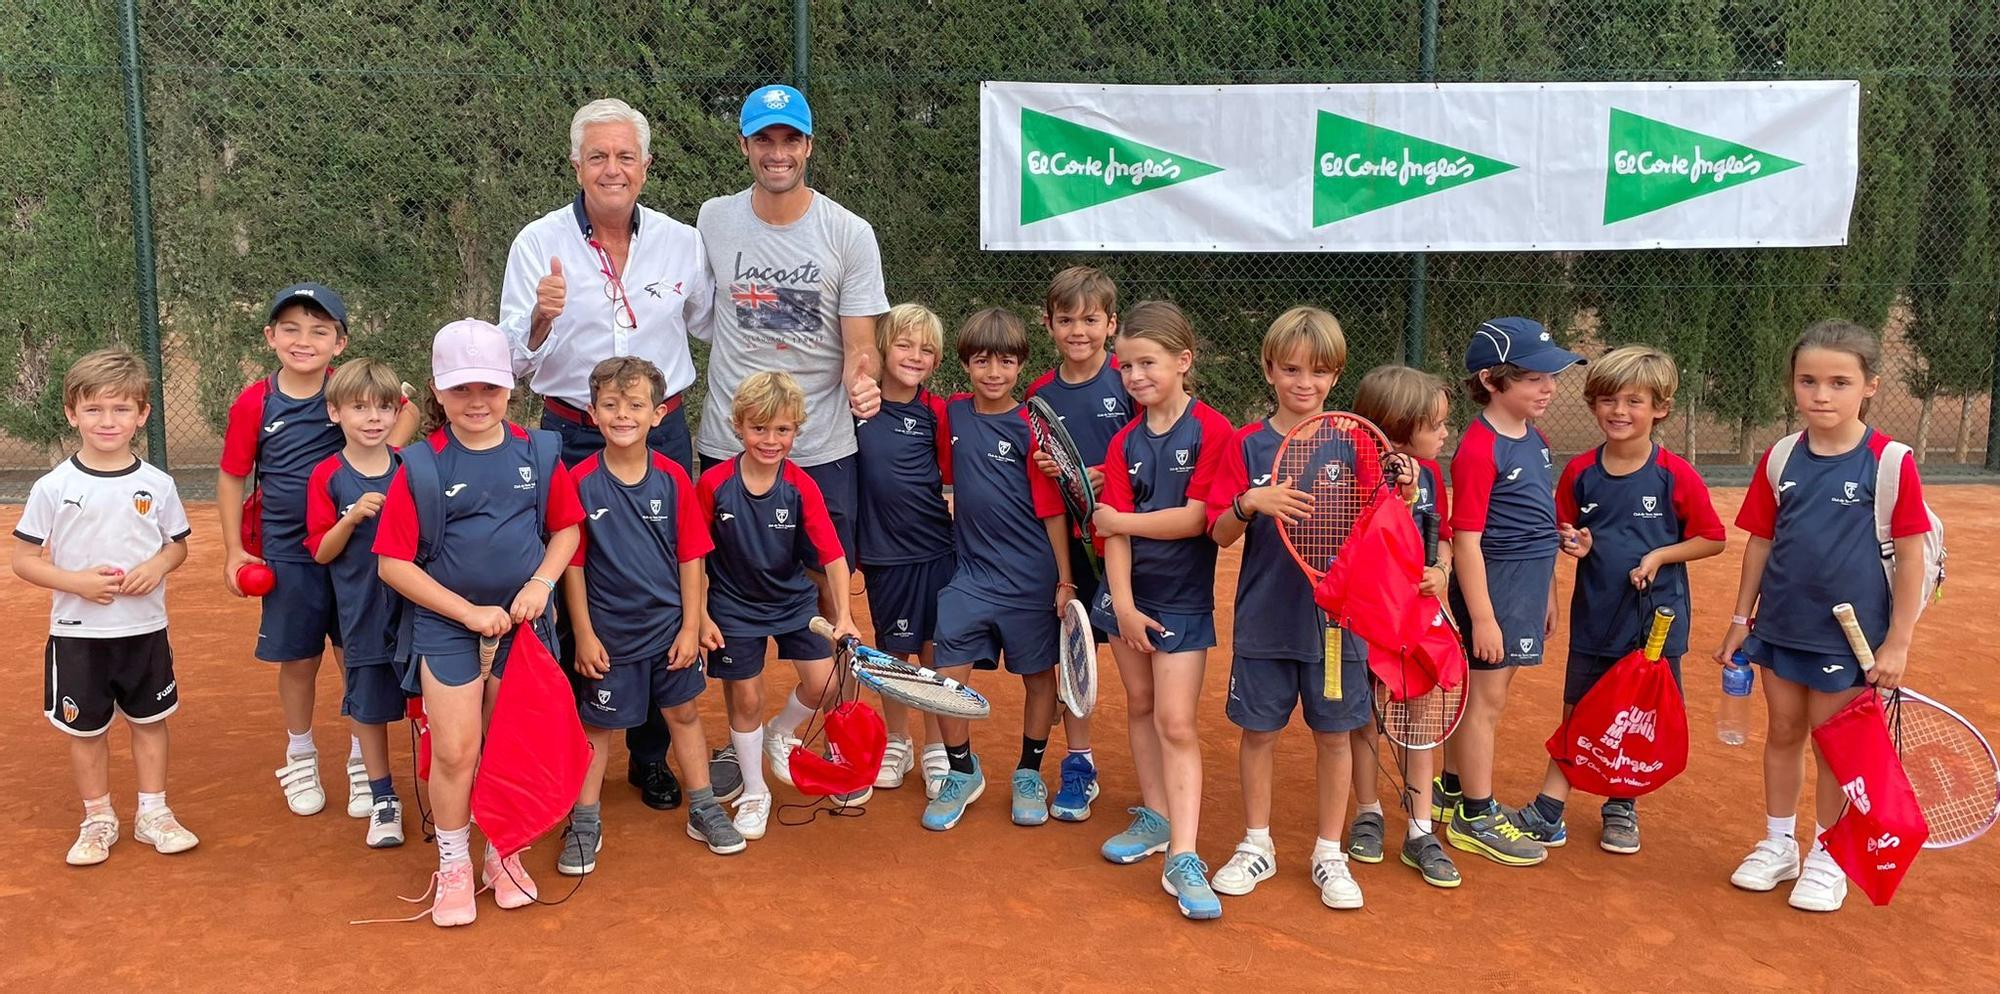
[266,282,348,333]
[740,84,812,137]
[1464,317,1584,374]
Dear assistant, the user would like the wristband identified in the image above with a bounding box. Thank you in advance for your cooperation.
[1056,581,1077,590]
[526,576,557,592]
[1730,615,1751,627]
[1232,495,1253,523]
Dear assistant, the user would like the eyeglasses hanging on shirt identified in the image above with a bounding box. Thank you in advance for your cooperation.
[589,239,638,331]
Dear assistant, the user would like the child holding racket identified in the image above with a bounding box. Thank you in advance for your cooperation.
[928,308,1074,831]
[1207,307,1372,909]
[1025,265,1133,821]
[855,304,952,797]
[560,357,743,871]
[1441,317,1582,868]
[1716,320,1932,913]
[697,371,859,840]
[1089,301,1235,919]
[373,319,584,927]
[1344,363,1461,887]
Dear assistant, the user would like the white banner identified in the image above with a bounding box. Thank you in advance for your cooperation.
[980,80,1859,253]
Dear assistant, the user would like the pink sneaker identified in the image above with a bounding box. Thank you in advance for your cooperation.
[431,861,476,927]
[482,848,538,909]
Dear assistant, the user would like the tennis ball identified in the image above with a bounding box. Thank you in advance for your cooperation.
[237,563,276,597]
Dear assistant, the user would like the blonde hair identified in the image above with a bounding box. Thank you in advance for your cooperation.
[63,348,151,410]
[732,370,807,427]
[1044,266,1118,319]
[1584,344,1679,410]
[590,355,667,406]
[1119,300,1196,355]
[876,303,944,359]
[1353,365,1449,445]
[1260,306,1348,379]
[326,358,404,409]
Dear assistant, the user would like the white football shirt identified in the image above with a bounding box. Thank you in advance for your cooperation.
[14,456,191,638]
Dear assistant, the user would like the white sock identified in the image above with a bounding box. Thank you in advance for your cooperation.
[1069,747,1093,760]
[83,794,114,820]
[137,791,167,816]
[1808,834,1830,859]
[1357,801,1384,816]
[437,825,470,866]
[1767,814,1796,840]
[348,736,363,763]
[1244,826,1273,850]
[732,726,770,797]
[1312,836,1343,862]
[286,729,316,759]
[773,689,817,737]
[1408,819,1432,839]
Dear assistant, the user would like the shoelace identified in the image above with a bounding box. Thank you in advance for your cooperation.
[1167,854,1211,887]
[78,818,119,850]
[937,774,971,804]
[1059,766,1091,797]
[1127,807,1166,838]
[373,803,397,827]
[349,864,477,925]
[1017,775,1047,800]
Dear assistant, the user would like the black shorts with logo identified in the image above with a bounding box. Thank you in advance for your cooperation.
[44,629,178,736]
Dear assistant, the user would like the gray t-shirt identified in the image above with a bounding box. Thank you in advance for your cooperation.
[695,188,890,466]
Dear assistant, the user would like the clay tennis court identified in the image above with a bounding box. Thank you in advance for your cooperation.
[3,486,1996,991]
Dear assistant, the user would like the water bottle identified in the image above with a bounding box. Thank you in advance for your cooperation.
[1717,650,1754,746]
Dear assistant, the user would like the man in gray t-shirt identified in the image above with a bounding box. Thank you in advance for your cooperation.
[697,83,888,562]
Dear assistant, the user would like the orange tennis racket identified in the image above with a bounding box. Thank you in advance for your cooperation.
[1271,411,1396,701]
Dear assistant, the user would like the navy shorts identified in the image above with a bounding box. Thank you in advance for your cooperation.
[1087,587,1217,654]
[1451,555,1555,670]
[342,658,409,725]
[1227,638,1372,734]
[934,585,1059,675]
[1742,633,1866,695]
[43,630,177,737]
[1065,535,1108,645]
[256,557,342,662]
[707,626,830,682]
[863,554,954,655]
[801,455,857,569]
[1564,650,1683,706]
[404,619,554,692]
[576,647,706,730]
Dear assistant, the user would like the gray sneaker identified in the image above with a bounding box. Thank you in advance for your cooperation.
[1599,800,1640,854]
[685,802,747,855]
[1506,801,1568,848]
[1400,832,1461,888]
[710,746,745,804]
[1445,802,1547,866]
[557,822,603,875]
[1347,811,1386,863]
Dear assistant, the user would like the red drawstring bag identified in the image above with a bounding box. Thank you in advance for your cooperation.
[470,629,593,859]
[241,485,264,558]
[789,701,888,795]
[1813,690,1929,905]
[407,697,431,781]
[1545,645,1689,798]
[1315,490,1443,698]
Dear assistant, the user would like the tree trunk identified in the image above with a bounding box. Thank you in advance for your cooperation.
[1737,415,1755,464]
[1957,394,1976,463]
[1915,394,1933,464]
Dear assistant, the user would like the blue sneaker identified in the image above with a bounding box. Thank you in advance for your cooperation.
[1050,752,1100,822]
[1160,851,1222,920]
[922,755,985,831]
[1011,769,1049,826]
[1100,805,1170,864]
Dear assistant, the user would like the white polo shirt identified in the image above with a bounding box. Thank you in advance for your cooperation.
[15,456,191,638]
[500,195,715,408]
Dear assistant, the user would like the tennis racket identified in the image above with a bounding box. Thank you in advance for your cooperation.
[1832,603,1999,848]
[810,617,991,720]
[1374,510,1468,749]
[1273,412,1394,701]
[478,634,499,679]
[1056,598,1097,719]
[1026,396,1101,576]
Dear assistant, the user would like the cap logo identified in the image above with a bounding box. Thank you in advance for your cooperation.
[1475,322,1512,362]
[762,88,789,110]
[1538,331,1551,341]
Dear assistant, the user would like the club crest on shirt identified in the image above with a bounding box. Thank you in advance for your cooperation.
[1541,447,1551,467]
[519,466,533,483]
[1103,397,1117,412]
[1323,462,1342,485]
[997,440,1013,457]
[131,490,153,515]
[904,417,918,433]
[1175,448,1189,467]
[650,499,662,515]
[1634,494,1662,519]
[775,508,790,525]
[1832,480,1864,506]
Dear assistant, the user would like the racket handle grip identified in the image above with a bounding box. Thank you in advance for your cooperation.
[1421,512,1440,568]
[478,635,499,675]
[809,616,836,641]
[1643,607,1674,662]
[1831,603,1877,671]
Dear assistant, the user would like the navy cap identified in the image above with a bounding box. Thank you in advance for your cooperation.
[740,84,812,137]
[1465,317,1584,374]
[266,282,348,333]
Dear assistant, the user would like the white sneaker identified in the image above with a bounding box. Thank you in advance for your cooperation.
[134,808,199,854]
[66,813,120,866]
[1729,836,1802,892]
[922,744,950,800]
[366,796,405,849]
[764,721,800,789]
[877,735,915,790]
[345,758,371,818]
[1788,848,1848,912]
[1211,840,1277,896]
[275,754,326,816]
[1312,852,1364,910]
[732,792,772,841]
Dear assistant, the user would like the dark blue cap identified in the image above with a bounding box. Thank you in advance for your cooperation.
[266,282,348,333]
[1464,317,1583,374]
[740,84,812,137]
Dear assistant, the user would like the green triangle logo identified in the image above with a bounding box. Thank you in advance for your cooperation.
[1603,108,1803,223]
[1019,109,1224,224]
[1312,111,1517,227]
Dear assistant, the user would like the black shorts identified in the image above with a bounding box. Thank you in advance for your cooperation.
[44,630,178,736]
[862,555,954,654]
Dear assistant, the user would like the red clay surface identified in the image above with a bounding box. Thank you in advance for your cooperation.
[3,488,1997,991]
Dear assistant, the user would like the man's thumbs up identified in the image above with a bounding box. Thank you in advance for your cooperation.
[535,257,567,325]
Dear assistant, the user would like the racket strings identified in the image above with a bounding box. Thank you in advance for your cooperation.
[1888,696,2000,844]
[1274,420,1392,576]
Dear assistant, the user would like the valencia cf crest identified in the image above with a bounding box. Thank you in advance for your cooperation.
[61,696,79,724]
[131,490,153,515]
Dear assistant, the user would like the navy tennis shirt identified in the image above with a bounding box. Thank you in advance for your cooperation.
[854,389,953,568]
[304,450,402,664]
[1450,415,1558,561]
[571,450,713,661]
[1557,444,1724,658]
[1098,400,1234,615]
[941,396,1065,611]
[221,373,344,562]
[699,457,845,637]
[1026,355,1134,467]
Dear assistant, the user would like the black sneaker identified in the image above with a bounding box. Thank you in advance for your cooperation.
[1400,832,1461,888]
[1347,811,1386,863]
[629,759,682,811]
[1600,800,1640,854]
[710,746,745,804]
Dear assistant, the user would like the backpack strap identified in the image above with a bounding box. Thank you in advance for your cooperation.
[526,427,561,539]
[1765,431,1804,504]
[399,442,446,568]
[1873,439,1909,561]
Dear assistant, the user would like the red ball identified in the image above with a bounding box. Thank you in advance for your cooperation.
[237,563,276,597]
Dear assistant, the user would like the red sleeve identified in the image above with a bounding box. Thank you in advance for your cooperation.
[1024,369,1055,399]
[303,456,341,557]
[1664,452,1726,541]
[784,462,846,566]
[696,462,726,524]
[543,460,586,533]
[1735,446,1778,539]
[218,380,267,477]
[1098,428,1135,513]
[567,458,596,568]
[928,392,953,485]
[660,456,713,561]
[1186,404,1235,508]
[1554,452,1587,526]
[1423,459,1453,541]
[1888,448,1929,538]
[1215,425,1254,501]
[1448,425,1496,534]
[372,468,418,561]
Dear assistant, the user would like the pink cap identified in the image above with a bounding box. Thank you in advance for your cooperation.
[431,319,513,390]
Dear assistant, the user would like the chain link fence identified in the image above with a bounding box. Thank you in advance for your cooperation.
[3,0,1996,484]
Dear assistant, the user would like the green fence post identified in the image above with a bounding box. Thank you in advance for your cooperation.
[1986,319,2000,472]
[119,0,167,468]
[793,0,810,95]
[1403,0,1439,368]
